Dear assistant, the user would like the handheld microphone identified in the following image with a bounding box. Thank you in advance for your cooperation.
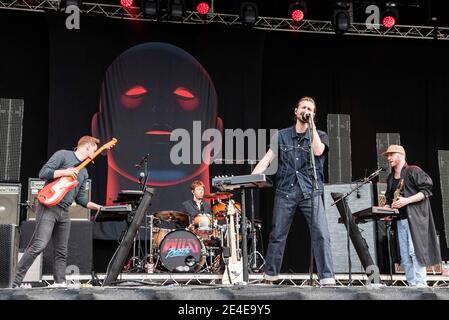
[302,112,312,121]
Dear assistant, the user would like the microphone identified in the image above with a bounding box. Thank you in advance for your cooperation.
[138,172,145,184]
[302,112,312,121]
[134,154,150,168]
[366,167,386,180]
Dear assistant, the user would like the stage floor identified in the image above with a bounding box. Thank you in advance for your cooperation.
[1,273,449,300]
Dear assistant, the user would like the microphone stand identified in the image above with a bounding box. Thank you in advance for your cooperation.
[307,116,318,286]
[330,168,383,286]
[137,155,151,271]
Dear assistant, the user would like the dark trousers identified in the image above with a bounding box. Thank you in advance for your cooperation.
[264,186,335,280]
[14,204,71,285]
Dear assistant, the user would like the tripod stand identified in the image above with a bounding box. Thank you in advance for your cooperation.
[248,220,265,272]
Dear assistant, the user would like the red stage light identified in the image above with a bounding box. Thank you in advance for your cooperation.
[120,0,133,8]
[196,2,209,15]
[383,15,396,28]
[291,9,304,22]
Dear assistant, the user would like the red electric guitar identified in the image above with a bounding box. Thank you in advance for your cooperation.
[37,138,117,206]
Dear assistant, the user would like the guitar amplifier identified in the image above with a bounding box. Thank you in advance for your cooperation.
[0,183,21,225]
[27,178,91,220]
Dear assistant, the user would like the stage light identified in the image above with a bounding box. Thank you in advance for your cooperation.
[332,1,351,34]
[60,0,81,10]
[289,1,306,23]
[382,2,398,28]
[168,0,185,19]
[195,0,210,15]
[141,0,160,18]
[240,2,258,26]
[120,0,133,8]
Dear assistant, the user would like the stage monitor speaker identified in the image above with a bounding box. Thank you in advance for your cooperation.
[0,224,19,288]
[0,98,24,182]
[376,133,400,183]
[0,183,21,225]
[438,150,449,248]
[327,114,352,184]
[19,220,93,275]
[27,178,91,220]
[324,183,376,273]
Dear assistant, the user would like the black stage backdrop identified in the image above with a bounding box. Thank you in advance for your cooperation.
[2,9,449,273]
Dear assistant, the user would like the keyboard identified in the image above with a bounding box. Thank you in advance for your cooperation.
[94,204,133,222]
[212,174,273,191]
[352,206,399,223]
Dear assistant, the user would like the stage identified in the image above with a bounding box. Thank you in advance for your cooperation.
[2,273,449,300]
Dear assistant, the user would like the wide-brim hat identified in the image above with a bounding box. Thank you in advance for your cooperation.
[382,144,406,157]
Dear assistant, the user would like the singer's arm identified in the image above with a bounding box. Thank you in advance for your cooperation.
[310,123,326,156]
[252,149,275,174]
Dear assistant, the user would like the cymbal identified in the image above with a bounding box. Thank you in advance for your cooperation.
[153,210,189,226]
[204,192,233,200]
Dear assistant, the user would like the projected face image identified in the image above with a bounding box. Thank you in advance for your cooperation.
[92,43,221,188]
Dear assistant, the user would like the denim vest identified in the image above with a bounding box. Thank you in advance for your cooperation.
[272,126,329,199]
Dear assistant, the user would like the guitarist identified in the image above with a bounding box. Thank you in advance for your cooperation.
[13,136,103,288]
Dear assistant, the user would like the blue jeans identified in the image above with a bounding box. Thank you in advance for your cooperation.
[264,186,335,280]
[14,204,71,286]
[397,219,427,286]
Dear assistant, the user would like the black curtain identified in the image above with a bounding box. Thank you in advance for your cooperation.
[2,9,449,271]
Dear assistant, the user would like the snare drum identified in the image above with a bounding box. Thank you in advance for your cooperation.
[193,214,213,234]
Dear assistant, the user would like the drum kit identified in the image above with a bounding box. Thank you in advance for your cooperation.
[138,191,263,273]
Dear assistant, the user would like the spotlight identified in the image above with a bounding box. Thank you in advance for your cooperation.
[60,0,81,10]
[332,1,351,34]
[289,1,307,23]
[431,16,439,40]
[240,2,258,26]
[141,0,160,18]
[195,0,210,15]
[382,2,398,28]
[120,0,134,8]
[168,0,185,19]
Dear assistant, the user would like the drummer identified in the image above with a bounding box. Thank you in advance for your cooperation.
[181,180,212,223]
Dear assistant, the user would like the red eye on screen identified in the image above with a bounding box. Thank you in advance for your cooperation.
[174,87,198,111]
[126,86,147,97]
[121,85,148,109]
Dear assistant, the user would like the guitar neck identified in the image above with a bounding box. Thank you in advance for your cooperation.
[228,215,237,264]
[75,143,111,171]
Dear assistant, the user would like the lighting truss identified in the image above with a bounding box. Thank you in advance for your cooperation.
[1,0,449,40]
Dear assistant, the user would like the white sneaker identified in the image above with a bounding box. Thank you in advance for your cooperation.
[48,282,67,288]
[320,278,336,287]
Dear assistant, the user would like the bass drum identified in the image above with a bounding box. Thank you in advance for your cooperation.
[159,229,206,272]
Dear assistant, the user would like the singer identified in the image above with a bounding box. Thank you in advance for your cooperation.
[382,144,441,287]
[252,96,335,286]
